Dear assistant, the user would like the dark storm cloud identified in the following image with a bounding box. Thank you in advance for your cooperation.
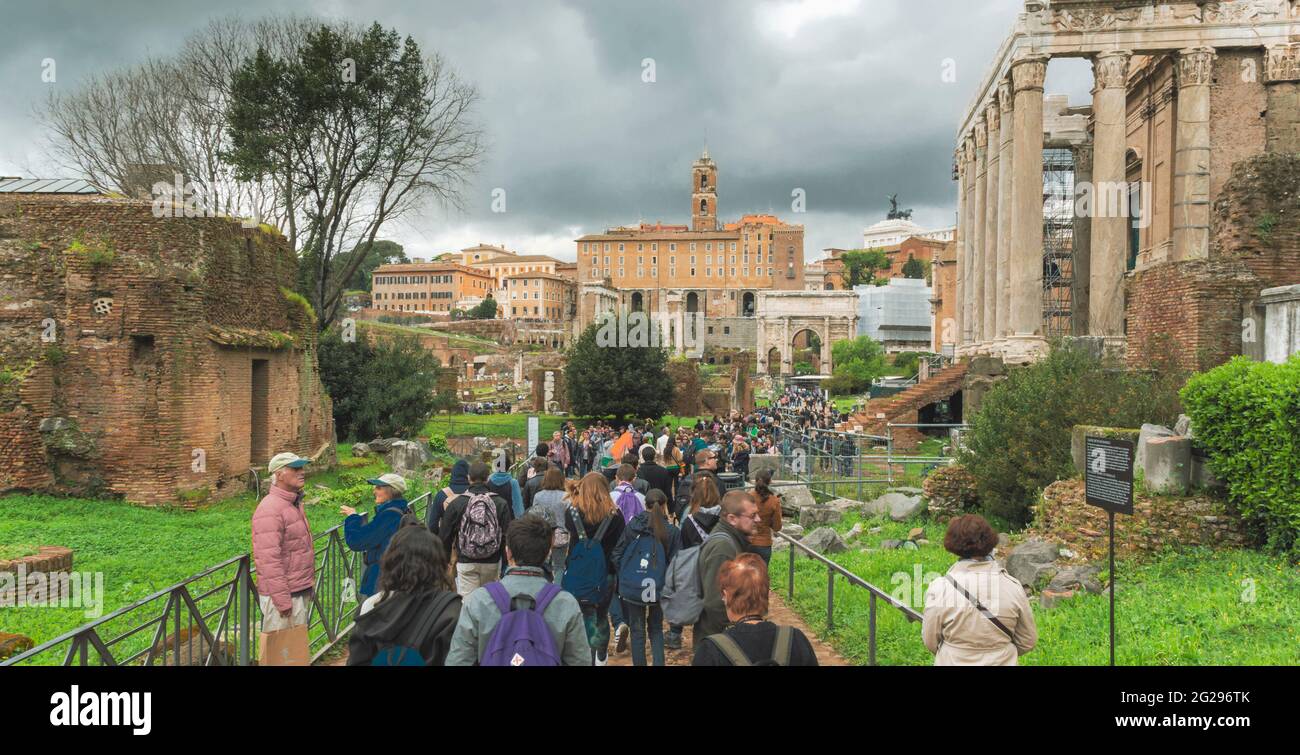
[0,0,1091,259]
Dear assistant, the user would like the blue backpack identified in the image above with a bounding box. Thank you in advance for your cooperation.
[370,591,459,666]
[617,531,667,605]
[481,582,562,667]
[562,507,616,605]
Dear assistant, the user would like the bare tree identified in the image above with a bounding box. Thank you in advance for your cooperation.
[37,16,315,227]
[38,16,484,332]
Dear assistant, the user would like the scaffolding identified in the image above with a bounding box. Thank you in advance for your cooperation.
[1042,148,1075,338]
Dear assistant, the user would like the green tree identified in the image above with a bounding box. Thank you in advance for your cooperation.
[826,335,888,394]
[337,240,407,291]
[840,248,889,287]
[468,296,498,319]
[224,21,484,331]
[892,350,923,377]
[318,328,444,440]
[901,255,925,280]
[564,321,673,421]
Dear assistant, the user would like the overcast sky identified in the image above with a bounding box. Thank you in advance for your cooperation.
[0,0,1093,262]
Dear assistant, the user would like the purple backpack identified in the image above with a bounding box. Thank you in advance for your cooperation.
[614,482,644,523]
[481,582,563,667]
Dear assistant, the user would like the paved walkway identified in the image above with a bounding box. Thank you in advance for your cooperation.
[325,590,848,666]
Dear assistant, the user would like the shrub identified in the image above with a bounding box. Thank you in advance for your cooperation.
[1181,356,1300,560]
[959,341,1184,527]
[428,432,450,456]
[318,328,445,441]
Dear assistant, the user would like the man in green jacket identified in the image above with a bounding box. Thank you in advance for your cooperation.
[695,489,759,639]
[445,516,590,666]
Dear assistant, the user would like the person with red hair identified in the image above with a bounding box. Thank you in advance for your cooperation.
[692,553,818,666]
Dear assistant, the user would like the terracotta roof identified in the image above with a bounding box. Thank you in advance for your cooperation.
[503,271,575,283]
[372,261,494,275]
[476,254,561,264]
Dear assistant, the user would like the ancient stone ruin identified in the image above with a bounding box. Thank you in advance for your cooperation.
[0,193,335,506]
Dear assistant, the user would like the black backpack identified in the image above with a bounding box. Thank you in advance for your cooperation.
[705,626,794,667]
[370,591,459,666]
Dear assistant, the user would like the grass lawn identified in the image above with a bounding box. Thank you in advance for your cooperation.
[774,512,1300,665]
[357,319,502,355]
[0,443,454,652]
[423,413,713,441]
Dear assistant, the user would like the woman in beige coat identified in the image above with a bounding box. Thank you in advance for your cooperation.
[923,514,1038,666]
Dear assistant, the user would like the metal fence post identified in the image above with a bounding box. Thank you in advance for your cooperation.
[787,541,795,601]
[869,592,878,667]
[826,566,834,632]
[239,556,250,667]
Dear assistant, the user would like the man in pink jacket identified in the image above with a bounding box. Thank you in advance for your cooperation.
[252,452,317,634]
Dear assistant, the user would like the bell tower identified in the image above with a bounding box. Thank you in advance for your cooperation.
[691,149,718,232]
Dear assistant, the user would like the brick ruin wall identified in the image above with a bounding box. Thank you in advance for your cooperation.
[0,196,334,506]
[1126,153,1300,373]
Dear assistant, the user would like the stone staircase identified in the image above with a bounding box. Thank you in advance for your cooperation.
[838,362,969,449]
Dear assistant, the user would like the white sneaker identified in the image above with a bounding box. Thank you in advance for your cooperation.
[594,653,608,666]
[614,623,630,654]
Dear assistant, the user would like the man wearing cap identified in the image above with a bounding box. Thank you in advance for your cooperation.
[251,452,316,636]
[340,472,411,603]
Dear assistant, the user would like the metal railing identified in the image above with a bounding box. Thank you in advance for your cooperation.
[774,529,922,666]
[4,491,431,667]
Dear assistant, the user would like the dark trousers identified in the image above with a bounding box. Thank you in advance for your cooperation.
[622,599,665,666]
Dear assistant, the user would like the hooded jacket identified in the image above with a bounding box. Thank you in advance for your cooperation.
[347,588,462,666]
[429,460,470,535]
[343,497,410,597]
[487,471,524,518]
[251,485,316,613]
[678,506,720,549]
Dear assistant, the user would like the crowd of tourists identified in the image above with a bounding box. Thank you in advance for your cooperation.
[248,388,1039,667]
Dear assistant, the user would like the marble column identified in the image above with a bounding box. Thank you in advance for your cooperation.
[1172,47,1214,263]
[1264,44,1300,155]
[962,137,977,347]
[996,78,1015,343]
[983,100,1001,345]
[972,118,988,351]
[1071,142,1093,337]
[1009,54,1048,357]
[1089,50,1132,339]
[954,146,967,351]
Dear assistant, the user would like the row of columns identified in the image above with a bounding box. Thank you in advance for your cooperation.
[955,54,1050,359]
[952,46,1256,358]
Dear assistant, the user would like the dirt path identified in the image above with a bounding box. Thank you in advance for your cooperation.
[323,590,849,667]
[607,590,849,666]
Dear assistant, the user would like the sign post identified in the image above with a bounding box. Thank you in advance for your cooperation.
[1084,435,1134,667]
[527,415,539,458]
